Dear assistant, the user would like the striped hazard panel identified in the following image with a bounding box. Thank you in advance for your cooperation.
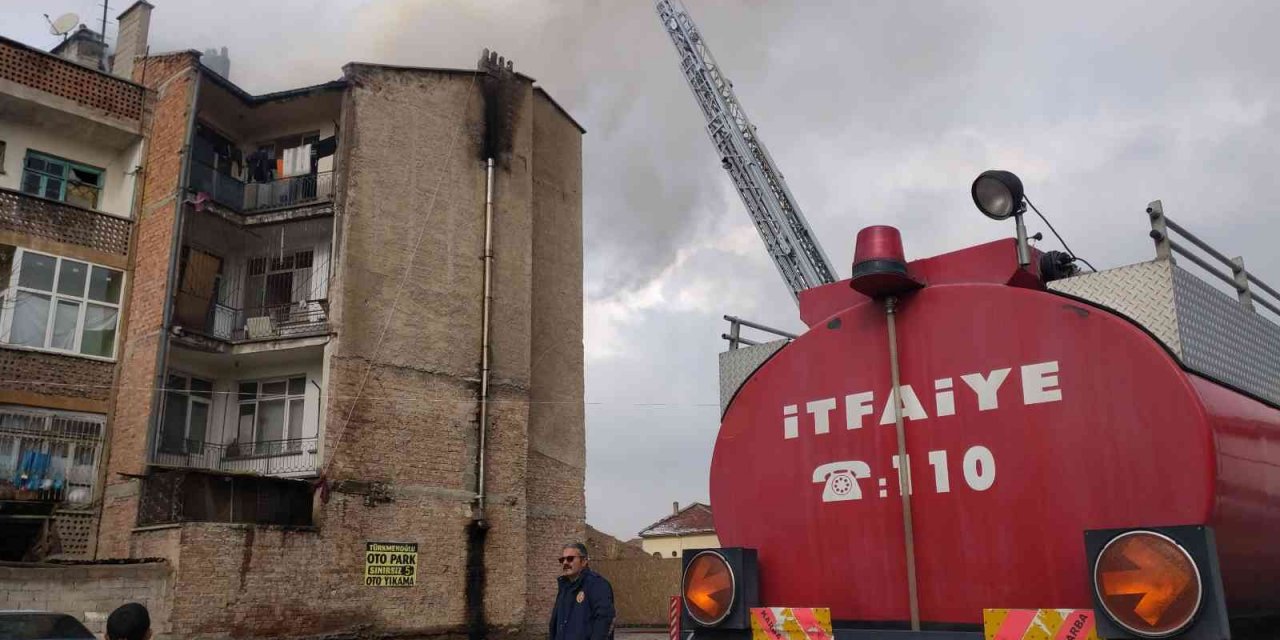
[983,609,1099,640]
[749,608,833,640]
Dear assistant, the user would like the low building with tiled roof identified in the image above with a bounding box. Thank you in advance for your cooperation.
[637,501,720,558]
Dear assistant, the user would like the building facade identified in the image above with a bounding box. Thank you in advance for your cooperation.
[638,502,720,558]
[3,4,586,637]
[0,30,146,560]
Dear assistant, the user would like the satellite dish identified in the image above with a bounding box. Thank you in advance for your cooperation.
[50,13,80,36]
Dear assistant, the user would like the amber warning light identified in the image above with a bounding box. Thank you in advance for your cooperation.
[1092,531,1203,637]
[683,551,736,626]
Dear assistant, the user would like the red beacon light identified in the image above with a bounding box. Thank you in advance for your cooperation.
[850,225,923,298]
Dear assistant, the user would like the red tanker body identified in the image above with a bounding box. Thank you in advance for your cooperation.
[652,3,1278,635]
[707,237,1280,636]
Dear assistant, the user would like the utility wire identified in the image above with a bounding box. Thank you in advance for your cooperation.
[0,378,723,407]
[1024,195,1097,272]
[318,74,481,477]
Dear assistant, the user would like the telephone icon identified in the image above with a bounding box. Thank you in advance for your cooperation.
[812,460,871,502]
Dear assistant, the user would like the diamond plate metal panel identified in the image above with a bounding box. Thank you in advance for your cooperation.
[720,340,788,416]
[1172,266,1280,405]
[1048,260,1183,357]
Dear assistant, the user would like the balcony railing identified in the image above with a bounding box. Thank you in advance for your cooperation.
[0,418,101,507]
[0,37,145,123]
[0,187,132,257]
[244,173,334,212]
[151,437,319,476]
[174,243,332,343]
[188,162,334,213]
[195,300,329,342]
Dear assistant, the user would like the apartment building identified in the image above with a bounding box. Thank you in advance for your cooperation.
[110,54,583,638]
[0,25,147,559]
[2,3,586,637]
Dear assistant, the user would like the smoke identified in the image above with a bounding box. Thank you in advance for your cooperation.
[133,0,798,301]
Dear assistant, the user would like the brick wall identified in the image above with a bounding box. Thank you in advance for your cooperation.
[525,86,587,629]
[0,36,144,123]
[89,61,585,640]
[586,525,649,561]
[0,560,171,637]
[592,558,682,627]
[324,64,530,633]
[0,349,114,410]
[97,52,199,558]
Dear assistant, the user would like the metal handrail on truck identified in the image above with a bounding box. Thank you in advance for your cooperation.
[1148,199,1280,317]
[722,315,798,350]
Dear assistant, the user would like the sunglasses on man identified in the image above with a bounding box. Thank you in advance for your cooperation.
[559,555,582,564]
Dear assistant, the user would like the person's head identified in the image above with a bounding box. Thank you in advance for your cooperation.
[106,603,151,640]
[559,542,589,578]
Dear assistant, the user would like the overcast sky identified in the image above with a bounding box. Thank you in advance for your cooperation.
[6,0,1279,540]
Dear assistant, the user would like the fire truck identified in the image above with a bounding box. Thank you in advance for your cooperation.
[655,2,1280,639]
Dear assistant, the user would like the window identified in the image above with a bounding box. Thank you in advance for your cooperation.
[236,376,307,456]
[158,374,212,455]
[0,406,104,505]
[20,151,104,209]
[246,249,315,316]
[0,248,124,358]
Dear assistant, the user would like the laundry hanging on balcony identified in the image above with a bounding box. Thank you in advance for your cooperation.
[11,451,59,491]
[311,136,337,160]
[280,143,312,178]
[246,149,275,183]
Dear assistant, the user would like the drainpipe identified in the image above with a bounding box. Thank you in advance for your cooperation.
[465,157,497,640]
[145,65,201,462]
[475,157,496,521]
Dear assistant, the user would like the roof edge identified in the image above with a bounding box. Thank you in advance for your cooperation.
[341,62,584,134]
[0,34,148,91]
[199,64,347,105]
[637,529,717,538]
[636,502,714,537]
[117,0,155,20]
[534,86,586,134]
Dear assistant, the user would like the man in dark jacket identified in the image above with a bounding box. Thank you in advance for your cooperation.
[550,542,615,640]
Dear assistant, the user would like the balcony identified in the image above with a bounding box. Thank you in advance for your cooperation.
[0,36,144,146]
[0,188,132,257]
[0,408,102,507]
[175,271,330,344]
[151,437,318,477]
[189,161,334,214]
[173,214,332,345]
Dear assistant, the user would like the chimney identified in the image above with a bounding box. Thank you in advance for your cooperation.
[52,27,107,71]
[672,501,679,515]
[112,1,154,80]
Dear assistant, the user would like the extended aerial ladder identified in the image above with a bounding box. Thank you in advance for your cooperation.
[656,0,837,303]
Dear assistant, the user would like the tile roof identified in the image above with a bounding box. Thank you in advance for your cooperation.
[638,502,715,537]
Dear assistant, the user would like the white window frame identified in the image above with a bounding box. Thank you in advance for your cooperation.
[236,375,308,456]
[0,247,125,360]
[158,373,213,455]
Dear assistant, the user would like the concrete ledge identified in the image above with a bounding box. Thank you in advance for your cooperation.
[0,78,142,148]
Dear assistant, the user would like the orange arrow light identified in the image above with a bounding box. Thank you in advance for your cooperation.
[683,552,736,626]
[1094,531,1202,637]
